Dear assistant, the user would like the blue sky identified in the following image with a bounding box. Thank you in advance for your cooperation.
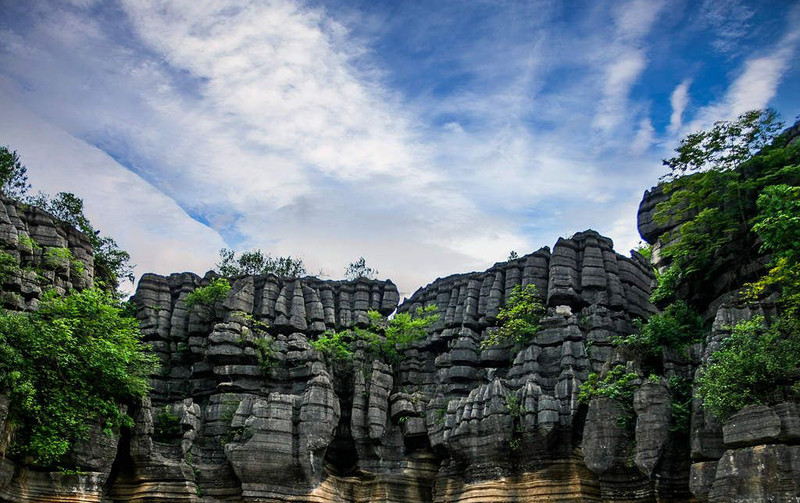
[0,0,798,296]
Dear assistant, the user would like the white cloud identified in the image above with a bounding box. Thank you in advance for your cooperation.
[631,116,655,154]
[688,12,800,131]
[669,79,691,133]
[0,91,226,289]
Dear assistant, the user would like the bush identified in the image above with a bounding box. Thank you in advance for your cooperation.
[696,315,800,420]
[615,301,704,372]
[185,278,231,319]
[578,364,641,428]
[311,306,438,363]
[480,284,544,349]
[0,288,158,466]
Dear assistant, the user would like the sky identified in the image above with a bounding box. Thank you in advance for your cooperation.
[0,0,798,298]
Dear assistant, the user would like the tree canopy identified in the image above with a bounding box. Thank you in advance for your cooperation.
[216,248,306,277]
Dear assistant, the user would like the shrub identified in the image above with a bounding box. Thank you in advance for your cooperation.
[481,284,544,349]
[578,364,641,428]
[696,315,800,420]
[311,306,437,363]
[185,278,231,319]
[0,287,158,466]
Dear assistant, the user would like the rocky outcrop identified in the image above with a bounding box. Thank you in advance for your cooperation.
[0,195,93,311]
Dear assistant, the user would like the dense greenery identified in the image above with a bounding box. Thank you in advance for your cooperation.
[311,305,437,363]
[0,288,158,466]
[185,278,231,320]
[645,109,800,420]
[344,256,378,280]
[216,248,306,277]
[578,365,640,428]
[697,316,800,419]
[651,110,799,306]
[480,284,544,349]
[0,148,136,288]
[614,301,704,371]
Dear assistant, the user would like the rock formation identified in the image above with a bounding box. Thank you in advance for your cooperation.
[0,183,798,502]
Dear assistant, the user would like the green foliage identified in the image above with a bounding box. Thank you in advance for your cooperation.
[216,248,306,277]
[29,192,134,287]
[615,301,704,371]
[185,278,231,319]
[344,256,378,280]
[748,184,800,316]
[0,146,31,199]
[578,365,640,428]
[0,251,19,282]
[153,406,182,439]
[663,109,783,176]
[311,305,438,363]
[254,335,276,373]
[652,109,800,306]
[579,365,639,404]
[311,329,354,361]
[0,287,158,466]
[634,242,652,261]
[668,376,693,434]
[480,284,544,349]
[697,316,800,420]
[44,247,84,275]
[17,234,39,251]
[507,250,519,260]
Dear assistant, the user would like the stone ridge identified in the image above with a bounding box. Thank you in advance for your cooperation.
[0,227,677,503]
[0,194,93,310]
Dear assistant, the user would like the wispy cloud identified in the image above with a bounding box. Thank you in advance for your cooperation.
[669,79,692,133]
[0,0,797,296]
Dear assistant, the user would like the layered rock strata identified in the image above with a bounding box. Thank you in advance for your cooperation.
[5,228,679,503]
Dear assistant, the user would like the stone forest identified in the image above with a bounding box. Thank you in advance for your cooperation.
[0,115,798,502]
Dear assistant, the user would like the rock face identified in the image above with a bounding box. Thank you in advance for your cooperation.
[1,180,797,502]
[4,228,678,503]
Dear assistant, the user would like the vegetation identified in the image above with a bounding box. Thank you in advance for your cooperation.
[185,278,231,320]
[578,365,640,428]
[311,305,438,363]
[28,191,134,288]
[697,316,800,419]
[651,109,799,306]
[0,288,158,465]
[663,109,783,176]
[344,256,378,280]
[639,108,800,421]
[216,248,305,277]
[614,301,704,373]
[0,146,31,199]
[480,284,544,349]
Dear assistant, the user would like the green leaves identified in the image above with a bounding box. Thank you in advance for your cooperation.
[663,109,782,176]
[0,146,31,199]
[184,278,231,320]
[311,305,438,364]
[0,287,158,467]
[697,316,800,420]
[480,284,544,349]
[216,248,306,277]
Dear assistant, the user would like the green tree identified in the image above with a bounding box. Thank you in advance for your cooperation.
[663,109,783,177]
[480,284,544,349]
[0,288,158,466]
[0,146,31,198]
[344,256,378,280]
[27,191,134,288]
[216,248,305,277]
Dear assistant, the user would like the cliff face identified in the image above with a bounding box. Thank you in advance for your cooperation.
[0,186,797,502]
[637,185,800,503]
